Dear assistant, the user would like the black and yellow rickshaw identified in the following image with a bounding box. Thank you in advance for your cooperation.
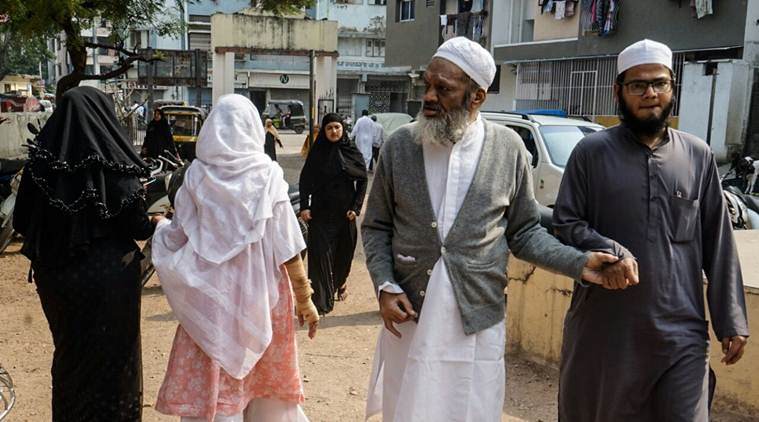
[161,105,206,160]
[262,100,307,134]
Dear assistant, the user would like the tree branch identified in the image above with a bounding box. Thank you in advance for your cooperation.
[84,41,135,57]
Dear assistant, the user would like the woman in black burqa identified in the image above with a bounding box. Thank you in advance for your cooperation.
[142,108,178,159]
[298,113,367,314]
[13,86,161,421]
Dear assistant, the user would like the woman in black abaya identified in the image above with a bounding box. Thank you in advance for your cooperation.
[299,113,367,315]
[142,108,178,159]
[13,86,161,421]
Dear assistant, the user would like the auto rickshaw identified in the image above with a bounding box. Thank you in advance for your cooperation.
[262,100,306,134]
[160,105,206,160]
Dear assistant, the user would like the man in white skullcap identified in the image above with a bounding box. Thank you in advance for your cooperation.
[554,38,749,421]
[362,36,621,421]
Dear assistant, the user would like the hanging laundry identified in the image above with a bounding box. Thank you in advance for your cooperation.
[565,0,576,17]
[543,0,555,15]
[472,0,484,12]
[555,1,567,19]
[440,14,447,26]
[693,0,713,18]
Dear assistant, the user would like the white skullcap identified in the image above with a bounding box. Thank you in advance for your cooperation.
[617,39,673,75]
[433,37,496,89]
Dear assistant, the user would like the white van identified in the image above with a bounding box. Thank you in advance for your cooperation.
[481,112,604,206]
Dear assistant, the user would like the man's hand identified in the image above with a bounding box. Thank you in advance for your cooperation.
[346,210,357,221]
[600,257,639,290]
[300,209,312,222]
[379,291,417,338]
[582,254,639,290]
[721,335,747,365]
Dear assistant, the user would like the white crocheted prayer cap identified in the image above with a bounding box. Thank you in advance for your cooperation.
[433,37,496,89]
[617,39,673,75]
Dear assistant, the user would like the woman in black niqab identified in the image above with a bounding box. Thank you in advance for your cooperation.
[13,86,159,422]
[299,113,367,314]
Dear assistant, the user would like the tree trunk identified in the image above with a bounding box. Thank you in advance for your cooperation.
[55,29,88,104]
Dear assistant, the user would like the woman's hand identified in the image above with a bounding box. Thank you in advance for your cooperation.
[300,209,312,222]
[346,210,357,221]
[150,215,166,225]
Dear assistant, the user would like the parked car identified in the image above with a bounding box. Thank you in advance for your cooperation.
[370,112,414,138]
[481,111,604,206]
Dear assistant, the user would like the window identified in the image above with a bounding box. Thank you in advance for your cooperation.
[188,33,211,51]
[398,0,415,21]
[99,18,108,28]
[507,125,538,167]
[366,39,385,57]
[372,0,387,4]
[189,14,211,23]
[3,84,11,93]
[339,38,363,57]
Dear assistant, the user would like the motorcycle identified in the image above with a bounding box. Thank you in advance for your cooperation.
[0,363,15,421]
[720,155,759,230]
[139,152,185,287]
[0,162,23,254]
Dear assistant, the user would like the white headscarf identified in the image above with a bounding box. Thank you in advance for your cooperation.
[432,36,497,89]
[151,94,306,379]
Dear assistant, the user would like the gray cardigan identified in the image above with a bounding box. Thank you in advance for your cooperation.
[361,119,589,334]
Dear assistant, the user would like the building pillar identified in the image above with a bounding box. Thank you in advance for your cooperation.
[212,51,235,105]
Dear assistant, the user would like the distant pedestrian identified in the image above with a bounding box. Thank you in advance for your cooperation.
[368,115,384,171]
[301,124,320,159]
[142,108,178,159]
[264,118,284,161]
[14,86,161,421]
[350,110,374,170]
[299,113,367,314]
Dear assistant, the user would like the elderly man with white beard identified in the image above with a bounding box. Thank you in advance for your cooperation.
[361,37,631,422]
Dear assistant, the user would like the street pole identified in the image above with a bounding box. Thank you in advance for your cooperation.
[147,45,154,120]
[309,49,316,147]
[195,49,203,107]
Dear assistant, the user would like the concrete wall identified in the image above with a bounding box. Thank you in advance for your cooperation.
[211,14,338,52]
[0,113,52,159]
[385,0,441,68]
[532,7,579,41]
[505,230,759,414]
[482,65,517,111]
[679,60,752,162]
[315,0,387,32]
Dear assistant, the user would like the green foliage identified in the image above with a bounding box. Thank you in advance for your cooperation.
[249,0,315,16]
[0,27,52,80]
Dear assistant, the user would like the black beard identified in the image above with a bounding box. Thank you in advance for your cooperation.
[618,95,674,137]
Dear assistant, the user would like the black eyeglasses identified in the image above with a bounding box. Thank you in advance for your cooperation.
[623,79,674,96]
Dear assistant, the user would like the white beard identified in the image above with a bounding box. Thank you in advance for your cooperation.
[414,106,470,146]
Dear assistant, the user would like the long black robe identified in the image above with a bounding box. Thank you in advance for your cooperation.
[553,125,749,422]
[299,115,367,314]
[13,86,155,422]
[143,117,177,159]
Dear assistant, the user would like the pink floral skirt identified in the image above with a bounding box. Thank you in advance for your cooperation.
[155,273,304,421]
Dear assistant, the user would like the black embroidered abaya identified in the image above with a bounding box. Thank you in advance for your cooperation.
[13,86,155,422]
[142,111,177,159]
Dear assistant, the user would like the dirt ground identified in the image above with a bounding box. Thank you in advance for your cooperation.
[0,140,751,421]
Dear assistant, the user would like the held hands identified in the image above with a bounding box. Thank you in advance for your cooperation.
[582,253,640,290]
[346,210,357,221]
[300,210,312,222]
[378,291,417,338]
[721,335,748,365]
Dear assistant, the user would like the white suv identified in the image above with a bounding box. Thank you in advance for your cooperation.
[481,112,604,207]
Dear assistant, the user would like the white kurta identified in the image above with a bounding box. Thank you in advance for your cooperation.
[365,115,506,421]
[352,116,375,169]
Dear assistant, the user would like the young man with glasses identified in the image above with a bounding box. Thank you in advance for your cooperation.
[553,39,749,421]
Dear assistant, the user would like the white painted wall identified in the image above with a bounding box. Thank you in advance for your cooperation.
[483,65,518,112]
[679,60,752,162]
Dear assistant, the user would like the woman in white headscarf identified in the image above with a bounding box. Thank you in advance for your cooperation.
[151,94,319,422]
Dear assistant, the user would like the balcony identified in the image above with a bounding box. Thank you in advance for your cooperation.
[440,10,489,47]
